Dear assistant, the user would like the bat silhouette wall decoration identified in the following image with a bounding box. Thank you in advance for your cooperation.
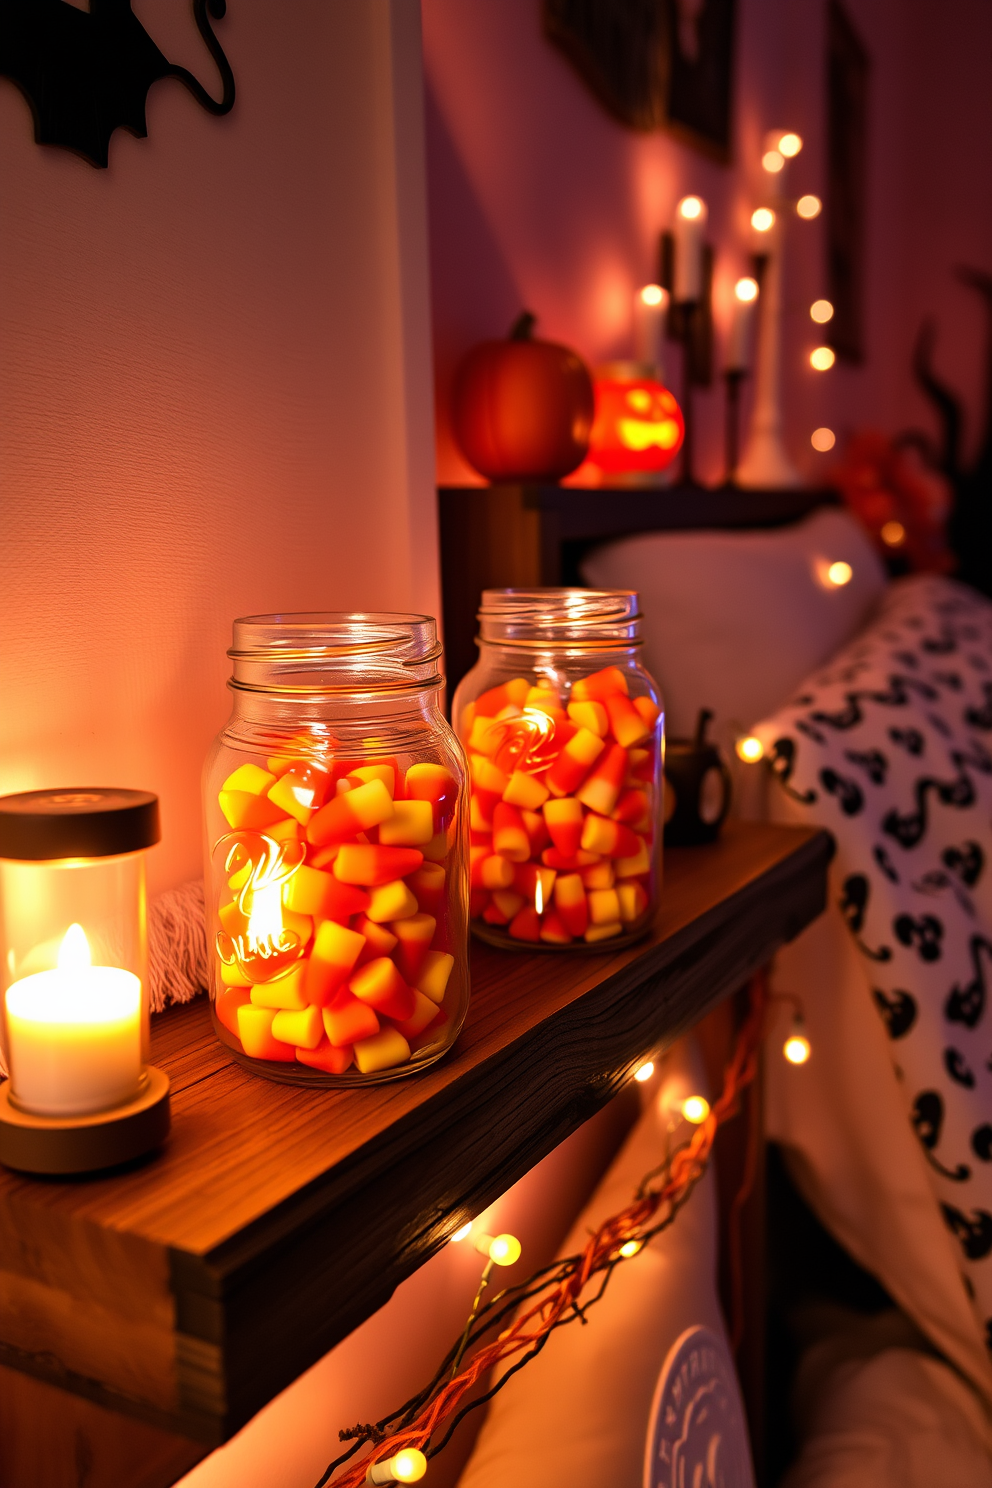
[0,0,235,168]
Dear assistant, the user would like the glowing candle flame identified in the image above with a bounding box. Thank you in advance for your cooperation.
[58,923,91,971]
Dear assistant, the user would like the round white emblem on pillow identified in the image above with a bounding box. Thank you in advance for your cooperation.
[644,1325,754,1488]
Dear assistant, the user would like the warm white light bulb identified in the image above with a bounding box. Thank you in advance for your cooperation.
[810,299,834,323]
[881,520,906,547]
[619,1239,643,1258]
[736,735,764,763]
[368,1449,428,1485]
[778,132,803,157]
[450,1222,472,1243]
[681,1095,710,1124]
[58,923,91,971]
[751,208,775,233]
[796,194,822,219]
[487,1233,522,1267]
[762,149,785,173]
[640,283,666,307]
[784,1033,811,1066]
[634,1061,655,1083]
[826,560,853,587]
[810,346,836,371]
[811,427,836,452]
[679,195,704,220]
[735,276,759,303]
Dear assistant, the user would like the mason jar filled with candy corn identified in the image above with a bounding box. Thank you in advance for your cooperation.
[203,613,469,1084]
[452,589,663,950]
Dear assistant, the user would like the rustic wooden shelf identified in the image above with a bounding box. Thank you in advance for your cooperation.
[0,822,832,1449]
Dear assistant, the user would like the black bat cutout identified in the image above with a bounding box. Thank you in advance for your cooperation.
[913,1091,971,1181]
[0,0,235,169]
[941,1203,992,1260]
[872,986,917,1038]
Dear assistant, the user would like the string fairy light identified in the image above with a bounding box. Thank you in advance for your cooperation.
[736,735,764,763]
[313,974,774,1488]
[367,1450,427,1485]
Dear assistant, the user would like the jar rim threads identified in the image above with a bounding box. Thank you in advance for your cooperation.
[477,588,642,649]
[228,612,444,696]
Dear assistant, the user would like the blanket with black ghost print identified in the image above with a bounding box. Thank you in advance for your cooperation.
[757,574,992,1350]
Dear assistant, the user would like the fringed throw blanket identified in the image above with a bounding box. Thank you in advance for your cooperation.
[756,576,992,1349]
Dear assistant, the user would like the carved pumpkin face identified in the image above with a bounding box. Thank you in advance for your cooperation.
[587,375,684,474]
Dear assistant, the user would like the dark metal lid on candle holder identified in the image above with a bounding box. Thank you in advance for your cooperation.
[0,788,160,860]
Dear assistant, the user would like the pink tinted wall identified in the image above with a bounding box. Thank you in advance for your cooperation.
[424,0,992,488]
[0,0,437,894]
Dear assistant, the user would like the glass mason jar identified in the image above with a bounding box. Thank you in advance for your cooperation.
[452,589,663,951]
[202,614,469,1086]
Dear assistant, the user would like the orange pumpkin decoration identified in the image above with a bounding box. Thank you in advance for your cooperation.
[452,312,594,483]
[586,363,684,476]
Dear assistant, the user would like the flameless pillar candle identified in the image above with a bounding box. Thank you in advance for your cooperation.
[634,284,669,375]
[5,924,141,1116]
[726,277,759,370]
[672,196,707,302]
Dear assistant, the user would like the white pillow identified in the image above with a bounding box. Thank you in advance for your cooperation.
[457,1038,739,1488]
[581,508,887,743]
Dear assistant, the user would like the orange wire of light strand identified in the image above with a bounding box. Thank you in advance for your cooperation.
[320,972,769,1488]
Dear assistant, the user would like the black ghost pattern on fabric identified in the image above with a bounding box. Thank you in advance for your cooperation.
[965,683,992,730]
[874,844,901,883]
[894,913,945,962]
[882,770,976,849]
[889,726,926,756]
[768,737,817,803]
[972,1125,992,1161]
[943,842,985,887]
[945,937,992,1030]
[941,1204,992,1260]
[873,987,917,1038]
[845,748,888,784]
[820,768,865,816]
[913,1090,971,1181]
[945,1047,976,1088]
[840,874,893,962]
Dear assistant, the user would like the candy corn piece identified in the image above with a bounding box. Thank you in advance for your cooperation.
[584,920,622,943]
[304,919,366,1006]
[483,897,513,925]
[613,788,651,830]
[307,778,395,847]
[346,763,396,796]
[473,678,531,717]
[218,790,287,831]
[353,914,399,964]
[554,873,589,937]
[540,911,573,944]
[378,799,434,846]
[323,990,380,1047]
[392,913,436,982]
[617,881,650,922]
[502,770,550,810]
[349,957,416,1020]
[405,762,459,829]
[470,754,509,795]
[471,788,501,833]
[250,961,308,1009]
[493,802,531,863]
[354,1028,411,1074]
[588,887,621,925]
[543,797,585,856]
[416,950,454,1005]
[567,700,609,736]
[272,1004,323,1049]
[366,879,420,922]
[297,1038,354,1074]
[541,848,600,871]
[576,743,628,817]
[521,809,550,855]
[580,814,642,859]
[508,906,541,941]
[407,861,445,914]
[333,844,424,885]
[284,865,370,920]
[513,863,557,910]
[215,985,250,1036]
[633,696,661,728]
[545,728,604,796]
[471,847,515,891]
[391,989,440,1041]
[615,836,652,879]
[236,1005,298,1061]
[571,666,629,702]
[580,861,615,889]
[605,694,651,749]
[267,763,331,826]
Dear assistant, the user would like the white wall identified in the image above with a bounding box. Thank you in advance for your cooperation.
[0,0,438,894]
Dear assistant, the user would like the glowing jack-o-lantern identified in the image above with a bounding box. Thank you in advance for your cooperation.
[586,362,684,477]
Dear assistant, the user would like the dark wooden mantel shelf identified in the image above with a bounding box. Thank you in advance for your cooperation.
[0,822,832,1450]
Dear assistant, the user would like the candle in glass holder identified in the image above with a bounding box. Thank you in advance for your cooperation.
[5,923,141,1116]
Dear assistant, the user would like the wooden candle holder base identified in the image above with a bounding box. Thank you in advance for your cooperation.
[0,1064,170,1175]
